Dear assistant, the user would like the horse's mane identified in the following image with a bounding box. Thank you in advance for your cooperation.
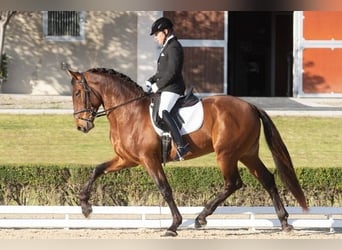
[87,68,144,93]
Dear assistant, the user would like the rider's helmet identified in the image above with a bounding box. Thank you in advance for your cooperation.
[150,17,173,35]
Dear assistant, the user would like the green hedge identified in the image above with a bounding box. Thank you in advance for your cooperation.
[0,164,341,207]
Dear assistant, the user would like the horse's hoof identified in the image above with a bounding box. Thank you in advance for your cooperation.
[195,218,207,229]
[282,224,294,232]
[162,230,178,237]
[81,204,93,218]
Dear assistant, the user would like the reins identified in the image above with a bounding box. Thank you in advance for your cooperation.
[74,72,151,120]
[95,94,150,118]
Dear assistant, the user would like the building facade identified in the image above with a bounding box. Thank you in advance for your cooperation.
[1,11,341,98]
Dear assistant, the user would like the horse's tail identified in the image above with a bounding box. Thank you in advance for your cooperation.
[253,105,308,211]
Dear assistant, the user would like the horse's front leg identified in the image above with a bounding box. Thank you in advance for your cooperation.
[79,156,134,218]
[79,161,109,217]
[146,164,182,237]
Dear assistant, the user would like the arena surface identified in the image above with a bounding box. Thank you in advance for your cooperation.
[0,228,341,239]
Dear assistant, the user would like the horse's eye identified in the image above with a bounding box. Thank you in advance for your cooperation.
[75,90,81,97]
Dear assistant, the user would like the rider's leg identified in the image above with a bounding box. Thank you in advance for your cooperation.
[162,110,189,161]
[159,92,189,161]
[158,91,180,117]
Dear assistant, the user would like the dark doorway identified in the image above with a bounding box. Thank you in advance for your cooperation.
[228,12,293,97]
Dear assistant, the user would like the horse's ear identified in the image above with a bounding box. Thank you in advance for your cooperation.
[67,70,80,80]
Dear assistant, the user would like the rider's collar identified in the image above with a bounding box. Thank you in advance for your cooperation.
[162,34,175,48]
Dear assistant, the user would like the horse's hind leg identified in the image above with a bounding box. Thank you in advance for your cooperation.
[241,156,293,231]
[195,158,243,228]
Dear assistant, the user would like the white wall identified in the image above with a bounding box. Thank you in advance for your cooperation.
[136,11,162,87]
[2,11,138,95]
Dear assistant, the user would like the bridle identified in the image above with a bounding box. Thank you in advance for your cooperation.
[73,73,150,121]
[73,73,100,122]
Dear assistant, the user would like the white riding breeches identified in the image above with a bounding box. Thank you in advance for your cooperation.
[158,91,180,118]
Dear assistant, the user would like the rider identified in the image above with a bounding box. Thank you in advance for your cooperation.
[145,17,189,161]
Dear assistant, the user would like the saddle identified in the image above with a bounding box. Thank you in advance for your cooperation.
[149,89,204,165]
[151,89,200,131]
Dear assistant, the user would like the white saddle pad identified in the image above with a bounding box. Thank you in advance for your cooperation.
[149,101,204,136]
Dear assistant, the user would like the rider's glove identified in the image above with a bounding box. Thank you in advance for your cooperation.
[151,83,158,93]
[145,80,152,93]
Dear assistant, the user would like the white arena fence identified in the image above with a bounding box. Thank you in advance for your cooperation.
[0,206,341,232]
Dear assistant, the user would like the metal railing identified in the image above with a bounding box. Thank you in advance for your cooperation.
[0,206,341,232]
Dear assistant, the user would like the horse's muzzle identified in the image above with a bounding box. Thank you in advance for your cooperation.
[76,120,94,133]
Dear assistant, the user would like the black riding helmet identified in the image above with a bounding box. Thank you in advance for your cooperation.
[150,17,173,35]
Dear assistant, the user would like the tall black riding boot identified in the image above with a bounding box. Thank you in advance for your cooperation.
[162,110,190,161]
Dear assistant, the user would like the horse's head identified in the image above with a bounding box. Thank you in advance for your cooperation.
[68,70,102,133]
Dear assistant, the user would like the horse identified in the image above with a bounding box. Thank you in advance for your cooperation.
[67,68,308,237]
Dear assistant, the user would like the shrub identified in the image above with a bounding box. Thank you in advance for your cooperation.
[0,164,340,207]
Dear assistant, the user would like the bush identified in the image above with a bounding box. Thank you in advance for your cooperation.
[0,164,340,207]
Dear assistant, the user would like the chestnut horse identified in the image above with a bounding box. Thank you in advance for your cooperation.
[68,68,307,236]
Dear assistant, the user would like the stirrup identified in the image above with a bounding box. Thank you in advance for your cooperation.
[174,144,190,161]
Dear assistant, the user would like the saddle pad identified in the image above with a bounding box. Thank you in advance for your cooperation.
[149,101,204,137]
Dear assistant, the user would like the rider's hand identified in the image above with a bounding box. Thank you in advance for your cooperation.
[145,80,152,93]
[151,83,158,93]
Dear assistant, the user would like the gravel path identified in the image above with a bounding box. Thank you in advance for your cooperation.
[0,228,341,239]
[0,94,72,109]
[1,94,342,117]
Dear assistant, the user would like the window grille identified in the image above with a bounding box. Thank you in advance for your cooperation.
[43,11,85,41]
